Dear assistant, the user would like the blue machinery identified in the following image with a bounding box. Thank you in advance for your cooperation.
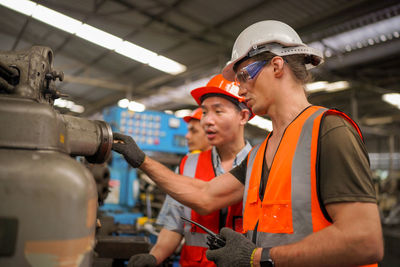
[100,106,188,225]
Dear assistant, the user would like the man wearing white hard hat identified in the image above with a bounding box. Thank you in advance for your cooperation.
[113,20,383,267]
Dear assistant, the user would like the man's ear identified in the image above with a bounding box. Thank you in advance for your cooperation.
[271,56,285,78]
[239,109,250,125]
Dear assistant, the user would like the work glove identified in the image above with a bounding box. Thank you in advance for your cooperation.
[112,132,145,168]
[206,227,256,267]
[127,253,157,267]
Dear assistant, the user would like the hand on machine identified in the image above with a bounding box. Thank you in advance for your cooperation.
[112,133,145,168]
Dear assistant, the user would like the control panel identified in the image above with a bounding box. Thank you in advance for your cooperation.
[103,106,188,155]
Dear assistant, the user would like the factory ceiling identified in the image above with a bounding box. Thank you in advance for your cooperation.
[1,0,400,150]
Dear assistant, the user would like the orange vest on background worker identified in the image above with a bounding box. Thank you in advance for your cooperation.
[243,106,377,267]
[179,149,243,267]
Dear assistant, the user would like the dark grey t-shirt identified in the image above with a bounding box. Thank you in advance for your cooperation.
[230,115,376,205]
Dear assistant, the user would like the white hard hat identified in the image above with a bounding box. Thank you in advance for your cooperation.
[222,20,324,81]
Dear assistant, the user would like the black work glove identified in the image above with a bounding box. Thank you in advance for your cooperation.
[127,253,157,267]
[206,227,256,267]
[112,132,145,168]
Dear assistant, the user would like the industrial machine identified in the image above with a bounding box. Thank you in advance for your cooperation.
[101,107,188,219]
[94,107,188,266]
[0,46,150,267]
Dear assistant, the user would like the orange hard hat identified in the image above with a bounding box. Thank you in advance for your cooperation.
[183,107,202,123]
[191,74,254,120]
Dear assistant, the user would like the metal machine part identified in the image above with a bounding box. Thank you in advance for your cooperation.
[0,46,115,267]
[83,160,111,205]
[64,115,113,163]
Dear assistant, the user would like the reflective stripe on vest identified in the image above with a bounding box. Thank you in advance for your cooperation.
[180,150,243,248]
[181,150,219,250]
[179,152,208,247]
[243,107,377,267]
[243,144,262,216]
[243,106,329,247]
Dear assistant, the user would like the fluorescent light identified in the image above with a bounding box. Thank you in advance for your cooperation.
[54,98,67,108]
[248,115,273,131]
[115,41,157,64]
[54,98,85,113]
[118,98,130,108]
[75,24,123,50]
[382,93,400,109]
[128,101,145,112]
[32,4,82,34]
[174,109,192,118]
[119,99,146,111]
[325,81,350,92]
[0,0,187,75]
[0,0,35,16]
[69,104,85,113]
[149,55,187,75]
[305,81,328,93]
[305,81,349,93]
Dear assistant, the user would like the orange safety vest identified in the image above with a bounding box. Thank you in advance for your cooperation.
[243,106,376,267]
[179,150,243,267]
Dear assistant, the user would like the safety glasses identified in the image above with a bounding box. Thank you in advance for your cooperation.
[235,60,267,85]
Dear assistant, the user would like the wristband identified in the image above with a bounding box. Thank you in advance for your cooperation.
[250,248,257,267]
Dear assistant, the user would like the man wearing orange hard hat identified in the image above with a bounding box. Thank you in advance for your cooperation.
[183,107,211,154]
[123,74,253,267]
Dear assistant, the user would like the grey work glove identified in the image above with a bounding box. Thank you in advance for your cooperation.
[206,227,256,267]
[127,253,157,267]
[112,132,145,168]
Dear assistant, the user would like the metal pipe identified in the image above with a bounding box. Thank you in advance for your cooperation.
[63,115,113,163]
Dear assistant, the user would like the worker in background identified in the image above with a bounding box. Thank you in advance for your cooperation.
[124,74,253,267]
[183,107,211,153]
[113,20,383,267]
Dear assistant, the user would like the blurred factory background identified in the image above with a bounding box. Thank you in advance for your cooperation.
[0,0,400,266]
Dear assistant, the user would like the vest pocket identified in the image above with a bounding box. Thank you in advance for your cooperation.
[259,201,293,233]
[180,245,208,264]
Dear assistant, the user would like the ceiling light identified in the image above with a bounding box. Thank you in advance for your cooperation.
[248,116,273,131]
[118,98,130,108]
[305,81,349,93]
[128,101,145,112]
[75,24,123,50]
[69,104,85,113]
[115,41,157,64]
[149,56,187,75]
[305,81,328,93]
[174,109,192,118]
[31,4,82,34]
[0,0,187,75]
[325,81,349,92]
[54,98,85,113]
[382,93,400,109]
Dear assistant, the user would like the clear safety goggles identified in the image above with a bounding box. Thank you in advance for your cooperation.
[234,60,267,85]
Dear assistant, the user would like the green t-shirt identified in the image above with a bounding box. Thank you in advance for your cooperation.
[230,114,376,206]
